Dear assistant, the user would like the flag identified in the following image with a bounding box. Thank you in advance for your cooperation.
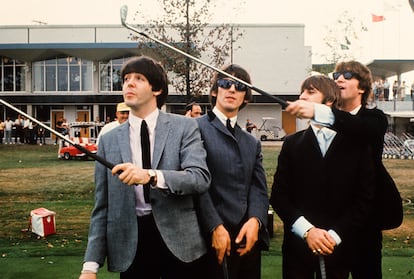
[372,14,385,22]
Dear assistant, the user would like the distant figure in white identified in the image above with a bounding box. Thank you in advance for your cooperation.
[96,102,130,145]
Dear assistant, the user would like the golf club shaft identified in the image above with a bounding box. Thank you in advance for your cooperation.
[0,98,116,170]
[120,5,288,108]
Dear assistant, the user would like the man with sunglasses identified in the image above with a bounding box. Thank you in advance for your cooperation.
[196,64,269,279]
[287,60,403,279]
[271,75,376,278]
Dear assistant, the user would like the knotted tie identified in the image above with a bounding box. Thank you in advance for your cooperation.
[316,127,335,157]
[141,120,151,203]
[226,118,235,135]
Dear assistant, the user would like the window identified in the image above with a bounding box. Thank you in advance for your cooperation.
[0,57,26,92]
[33,57,93,92]
[99,58,128,92]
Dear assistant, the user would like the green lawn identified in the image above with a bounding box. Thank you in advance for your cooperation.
[0,143,413,278]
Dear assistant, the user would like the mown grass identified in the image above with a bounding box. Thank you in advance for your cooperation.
[0,143,413,278]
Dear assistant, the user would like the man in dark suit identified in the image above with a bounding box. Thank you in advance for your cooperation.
[196,64,269,279]
[287,61,403,279]
[79,56,211,279]
[270,75,376,278]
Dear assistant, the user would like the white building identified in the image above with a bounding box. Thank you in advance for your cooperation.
[0,23,311,139]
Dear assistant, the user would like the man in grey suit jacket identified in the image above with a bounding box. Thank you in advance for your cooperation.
[79,56,211,279]
[196,64,269,279]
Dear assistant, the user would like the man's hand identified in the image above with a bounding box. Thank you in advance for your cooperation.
[286,100,315,119]
[112,163,149,186]
[79,273,96,279]
[235,217,259,256]
[212,224,231,264]
[305,227,336,256]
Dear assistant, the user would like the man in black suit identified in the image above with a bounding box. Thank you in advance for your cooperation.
[270,75,376,278]
[287,61,403,279]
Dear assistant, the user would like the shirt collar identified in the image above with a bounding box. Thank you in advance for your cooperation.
[129,109,159,132]
[350,104,362,115]
[212,107,237,128]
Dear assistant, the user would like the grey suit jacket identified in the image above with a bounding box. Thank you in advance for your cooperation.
[196,112,269,248]
[83,110,211,272]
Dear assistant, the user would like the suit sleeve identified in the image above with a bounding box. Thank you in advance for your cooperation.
[161,118,211,195]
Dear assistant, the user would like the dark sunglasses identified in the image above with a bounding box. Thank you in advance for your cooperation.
[217,79,247,91]
[333,71,359,80]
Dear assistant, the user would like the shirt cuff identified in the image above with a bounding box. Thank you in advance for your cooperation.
[82,261,99,273]
[291,216,314,239]
[313,103,335,127]
[153,170,168,189]
[328,229,342,245]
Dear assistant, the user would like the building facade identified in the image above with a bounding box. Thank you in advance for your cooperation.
[0,23,310,139]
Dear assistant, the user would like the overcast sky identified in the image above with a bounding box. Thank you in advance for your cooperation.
[2,0,414,66]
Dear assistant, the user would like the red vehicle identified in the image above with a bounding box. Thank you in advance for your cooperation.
[58,122,98,160]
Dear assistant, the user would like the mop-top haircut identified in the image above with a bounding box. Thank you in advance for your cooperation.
[334,61,372,107]
[121,56,169,108]
[210,64,252,110]
[300,75,340,106]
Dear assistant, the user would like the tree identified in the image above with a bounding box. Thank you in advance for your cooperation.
[315,11,368,74]
[131,0,243,99]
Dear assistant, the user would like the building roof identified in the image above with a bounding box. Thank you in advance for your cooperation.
[366,59,414,79]
[0,42,143,62]
[313,59,414,79]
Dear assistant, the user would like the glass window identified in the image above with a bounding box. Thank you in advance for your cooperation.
[99,57,129,92]
[0,57,25,92]
[33,57,93,92]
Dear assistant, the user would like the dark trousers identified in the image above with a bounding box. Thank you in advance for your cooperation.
[206,240,261,279]
[351,229,382,279]
[120,214,208,279]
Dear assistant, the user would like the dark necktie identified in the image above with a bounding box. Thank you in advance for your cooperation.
[226,118,235,135]
[141,120,151,203]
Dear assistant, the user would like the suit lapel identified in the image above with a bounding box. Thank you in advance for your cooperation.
[117,122,133,163]
[152,112,169,168]
[208,110,236,138]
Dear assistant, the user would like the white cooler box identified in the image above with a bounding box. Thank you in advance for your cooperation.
[30,208,56,237]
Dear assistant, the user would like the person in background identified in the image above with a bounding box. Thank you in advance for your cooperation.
[383,79,390,101]
[4,117,13,144]
[245,118,257,133]
[185,102,202,118]
[411,81,414,101]
[196,64,269,279]
[271,75,375,278]
[79,56,211,279]
[0,119,4,144]
[95,102,130,145]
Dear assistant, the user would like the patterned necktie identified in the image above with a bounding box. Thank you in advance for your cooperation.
[141,120,151,203]
[226,118,235,135]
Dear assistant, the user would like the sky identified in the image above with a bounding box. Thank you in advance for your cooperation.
[1,0,414,70]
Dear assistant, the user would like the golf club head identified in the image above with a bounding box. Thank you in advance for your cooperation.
[120,5,128,26]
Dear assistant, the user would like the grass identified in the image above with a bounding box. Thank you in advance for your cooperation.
[0,143,413,278]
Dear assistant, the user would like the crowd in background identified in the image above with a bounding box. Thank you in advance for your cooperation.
[372,79,414,101]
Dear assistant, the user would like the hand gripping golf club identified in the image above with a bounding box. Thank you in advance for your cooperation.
[120,5,288,108]
[0,98,116,171]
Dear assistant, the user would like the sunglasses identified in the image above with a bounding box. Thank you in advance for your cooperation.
[217,79,247,91]
[333,71,359,80]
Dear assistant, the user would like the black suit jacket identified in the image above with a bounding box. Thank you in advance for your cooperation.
[270,126,375,269]
[333,107,403,230]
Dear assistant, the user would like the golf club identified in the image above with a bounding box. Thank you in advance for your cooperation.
[120,5,288,108]
[0,98,116,171]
